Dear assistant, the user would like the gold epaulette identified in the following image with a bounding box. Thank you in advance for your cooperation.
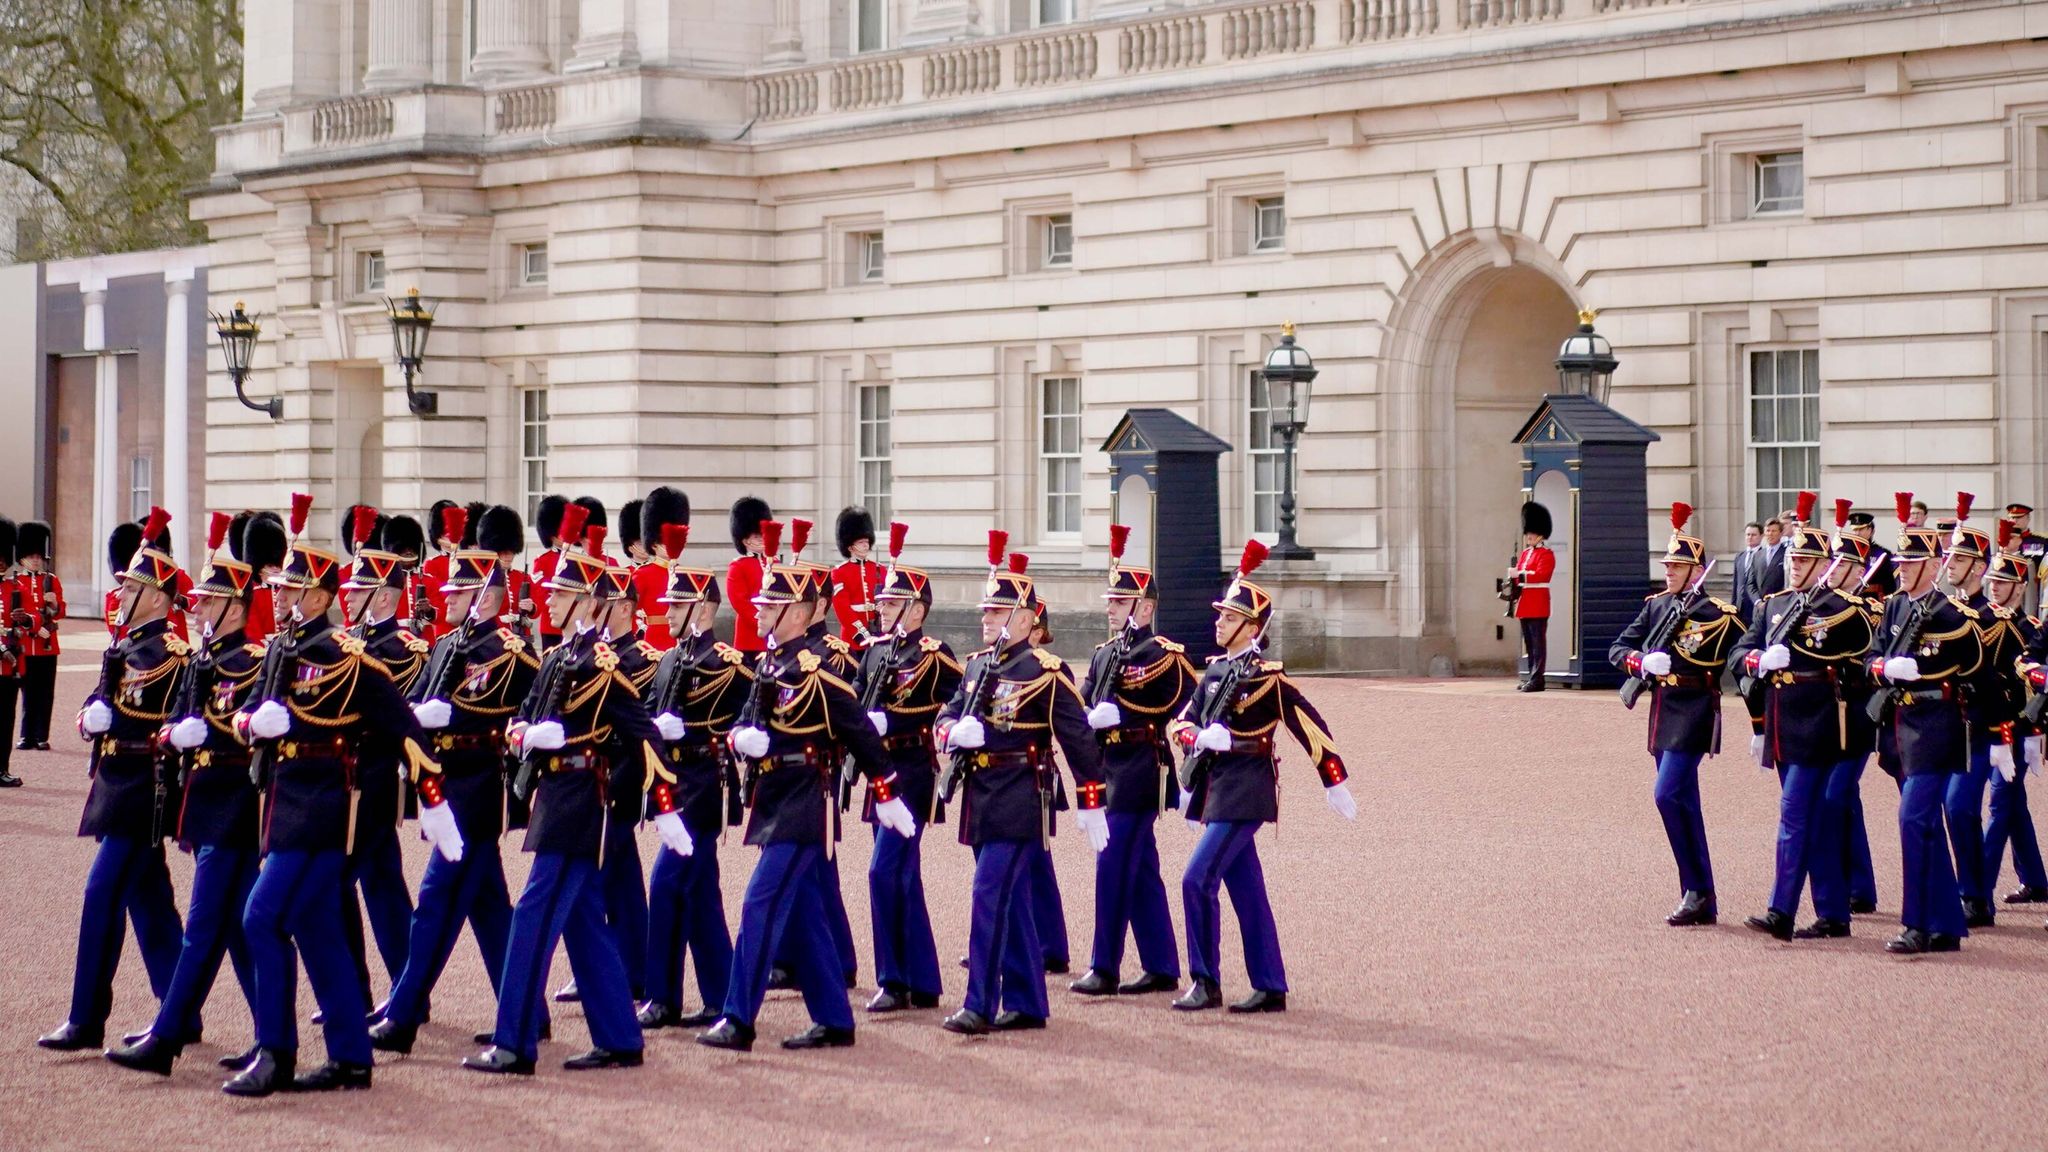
[497,627,526,655]
[338,634,368,657]
[164,635,192,657]
[1158,638,1186,653]
[1260,659,1285,673]
[716,643,744,665]
[1033,649,1062,671]
[920,636,942,653]
[825,635,852,655]
[637,639,662,659]
[401,630,431,655]
[593,642,619,672]
[798,649,822,674]
[244,641,268,659]
[1708,597,1738,614]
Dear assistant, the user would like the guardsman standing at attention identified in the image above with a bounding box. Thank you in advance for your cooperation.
[635,486,691,651]
[1609,504,1744,928]
[619,498,647,565]
[1865,492,1986,955]
[371,510,541,1054]
[16,518,64,749]
[466,507,679,1076]
[638,524,747,1031]
[831,505,885,644]
[234,511,287,645]
[933,540,1109,1035]
[856,522,962,1014]
[0,517,22,788]
[1981,522,2047,907]
[38,510,188,1054]
[107,514,267,1076]
[726,496,773,653]
[528,495,569,651]
[1510,502,1555,692]
[1937,496,2003,927]
[222,496,455,1096]
[1730,498,1873,941]
[1168,542,1355,1014]
[1072,524,1197,999]
[420,501,461,640]
[1818,503,1883,919]
[696,556,904,1053]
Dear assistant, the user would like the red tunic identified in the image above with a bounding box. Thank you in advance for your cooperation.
[504,568,532,629]
[633,562,674,650]
[530,548,564,640]
[1513,545,1556,620]
[419,552,453,638]
[830,558,885,644]
[726,554,768,651]
[246,585,275,644]
[18,571,62,655]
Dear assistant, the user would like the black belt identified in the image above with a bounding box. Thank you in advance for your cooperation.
[962,750,1047,771]
[97,737,160,757]
[190,749,250,770]
[432,731,503,752]
[1658,673,1718,691]
[1768,669,1837,686]
[1226,735,1274,756]
[1102,723,1162,746]
[277,737,352,760]
[544,750,610,773]
[882,730,933,754]
[755,746,824,772]
[1898,682,1958,705]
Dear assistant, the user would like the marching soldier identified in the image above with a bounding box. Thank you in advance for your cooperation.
[528,495,570,651]
[1938,498,2003,927]
[697,557,903,1053]
[1730,499,1873,941]
[16,519,64,749]
[467,505,679,1076]
[638,523,746,1030]
[584,535,661,1004]
[855,522,962,1013]
[1819,505,1882,919]
[106,515,266,1075]
[933,541,1108,1034]
[726,496,773,652]
[222,497,455,1095]
[372,508,541,1053]
[37,511,187,1054]
[1865,492,1986,954]
[635,486,691,651]
[1072,524,1197,998]
[1509,502,1555,692]
[831,505,884,644]
[1609,504,1745,927]
[1981,522,2047,906]
[1167,541,1354,1014]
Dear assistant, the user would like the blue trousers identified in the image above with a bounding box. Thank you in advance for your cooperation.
[245,849,372,1064]
[1946,737,1994,904]
[492,853,641,1062]
[1984,761,2048,896]
[869,824,940,997]
[381,838,516,1029]
[1812,759,1867,922]
[1900,775,1968,938]
[644,838,732,1013]
[151,845,259,1042]
[723,843,854,1030]
[600,835,649,998]
[1653,751,1713,896]
[775,848,857,982]
[1089,810,1179,978]
[1183,821,1286,992]
[1768,763,1827,918]
[345,832,413,1009]
[66,835,183,1034]
[962,839,1048,1019]
[1030,839,1069,965]
[1844,765,1879,906]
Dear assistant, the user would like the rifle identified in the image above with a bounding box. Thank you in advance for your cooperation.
[732,645,779,810]
[939,628,1007,804]
[1619,558,1717,710]
[158,626,216,843]
[1176,643,1261,804]
[1498,541,1524,618]
[246,618,302,789]
[1736,557,1842,710]
[843,628,904,810]
[1085,619,1138,709]
[1866,590,1933,725]
[408,569,437,635]
[512,637,576,804]
[418,613,479,705]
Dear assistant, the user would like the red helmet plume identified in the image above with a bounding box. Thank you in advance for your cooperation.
[887,521,908,560]
[1238,539,1269,577]
[441,504,469,548]
[790,518,813,557]
[1999,518,2015,550]
[759,519,783,558]
[1794,491,1817,524]
[289,493,313,538]
[585,525,608,558]
[207,511,231,553]
[986,529,1010,569]
[1109,523,1131,562]
[1007,552,1029,574]
[142,506,172,547]
[1956,491,1974,522]
[559,502,589,547]
[1833,498,1852,530]
[662,523,689,559]
[1670,502,1692,533]
[352,505,379,550]
[1894,492,1913,524]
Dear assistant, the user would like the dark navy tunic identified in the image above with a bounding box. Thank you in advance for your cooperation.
[1867,591,1985,777]
[1609,591,1745,755]
[410,622,539,842]
[735,639,891,847]
[513,629,673,862]
[173,629,265,849]
[647,629,753,838]
[856,628,963,827]
[937,641,1107,845]
[1729,586,1873,767]
[1082,625,1198,815]
[1167,655,1346,825]
[79,616,188,841]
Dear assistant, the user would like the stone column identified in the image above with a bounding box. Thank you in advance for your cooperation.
[765,0,805,65]
[470,0,550,82]
[901,0,985,47]
[363,0,434,90]
[163,274,193,567]
[83,285,117,604]
[567,0,641,72]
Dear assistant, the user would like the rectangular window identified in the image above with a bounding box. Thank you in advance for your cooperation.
[520,386,549,526]
[1040,376,1083,536]
[1037,0,1075,24]
[856,383,893,524]
[1748,348,1820,525]
[1042,214,1073,268]
[857,0,884,53]
[1251,196,1287,252]
[1750,151,1804,216]
[1248,372,1289,535]
[858,232,885,282]
[358,249,386,294]
[128,455,152,523]
[518,242,549,286]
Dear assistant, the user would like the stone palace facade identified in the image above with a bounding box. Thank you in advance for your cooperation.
[197,0,2048,672]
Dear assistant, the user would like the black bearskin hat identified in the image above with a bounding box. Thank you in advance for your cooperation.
[106,521,141,575]
[573,496,607,534]
[240,512,288,573]
[835,505,875,559]
[535,495,569,548]
[729,496,771,555]
[19,520,52,560]
[618,499,643,551]
[428,499,460,547]
[479,505,525,554]
[1521,501,1553,539]
[379,515,426,563]
[642,486,690,551]
[0,518,16,567]
[460,501,488,549]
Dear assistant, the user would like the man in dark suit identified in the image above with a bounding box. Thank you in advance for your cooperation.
[1733,521,1765,622]
[1757,517,1788,601]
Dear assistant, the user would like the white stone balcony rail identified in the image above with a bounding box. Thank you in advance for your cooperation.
[1120,14,1209,74]
[1456,0,1564,29]
[751,69,819,121]
[923,43,1002,100]
[1339,0,1439,40]
[311,95,394,146]
[1014,29,1098,87]
[1222,1,1318,60]
[830,57,904,111]
[492,84,557,135]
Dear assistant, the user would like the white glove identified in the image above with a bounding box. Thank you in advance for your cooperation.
[1075,807,1110,853]
[1759,644,1793,672]
[250,699,291,740]
[522,720,565,753]
[874,796,917,838]
[412,699,452,730]
[1638,651,1672,677]
[1086,701,1122,730]
[2028,735,2044,770]
[654,810,694,857]
[1749,733,1765,764]
[1882,656,1922,683]
[653,712,685,742]
[168,715,209,750]
[1992,743,2017,782]
[946,715,985,751]
[418,799,465,863]
[867,710,889,737]
[730,726,770,759]
[1325,782,1358,821]
[1195,723,1232,753]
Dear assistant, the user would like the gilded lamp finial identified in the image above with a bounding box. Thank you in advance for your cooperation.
[1577,308,1599,326]
[1281,320,1296,338]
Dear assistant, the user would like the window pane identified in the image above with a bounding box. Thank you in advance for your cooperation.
[1757,449,1780,490]
[1752,398,1773,443]
[858,0,882,52]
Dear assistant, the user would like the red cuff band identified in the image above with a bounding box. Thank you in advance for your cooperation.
[650,781,677,815]
[418,775,444,807]
[1317,755,1348,787]
[871,773,897,804]
[1626,652,1642,676]
[1076,779,1106,810]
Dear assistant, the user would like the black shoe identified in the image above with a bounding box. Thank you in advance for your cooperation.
[563,1047,643,1070]
[220,1048,294,1097]
[462,1046,535,1076]
[553,980,581,1003]
[122,1025,198,1047]
[366,998,419,1025]
[1964,899,1995,929]
[0,771,21,787]
[473,1022,551,1046]
[909,990,940,1009]
[957,955,969,970]
[1171,979,1222,1011]
[1043,958,1070,975]
[36,1021,102,1051]
[993,1011,1046,1031]
[1069,969,1117,996]
[637,1002,679,1030]
[866,987,913,1013]
[367,1018,416,1054]
[1118,972,1178,995]
[16,738,33,750]
[1744,909,1795,941]
[218,1042,261,1070]
[1793,918,1851,940]
[1665,890,1717,926]
[782,1024,856,1050]
[695,1018,756,1052]
[1885,928,1932,954]
[35,742,49,751]
[105,1033,182,1075]
[940,1009,990,1036]
[293,1060,372,1091]
[765,967,797,992]
[1522,681,1546,693]
[1928,933,1962,952]
[1850,897,1879,915]
[845,971,859,990]
[2004,885,2048,904]
[1229,990,1288,1013]
[676,1007,721,1028]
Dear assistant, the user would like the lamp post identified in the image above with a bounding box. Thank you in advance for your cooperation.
[1553,309,1618,403]
[211,301,281,420]
[386,287,439,416]
[1262,321,1318,561]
